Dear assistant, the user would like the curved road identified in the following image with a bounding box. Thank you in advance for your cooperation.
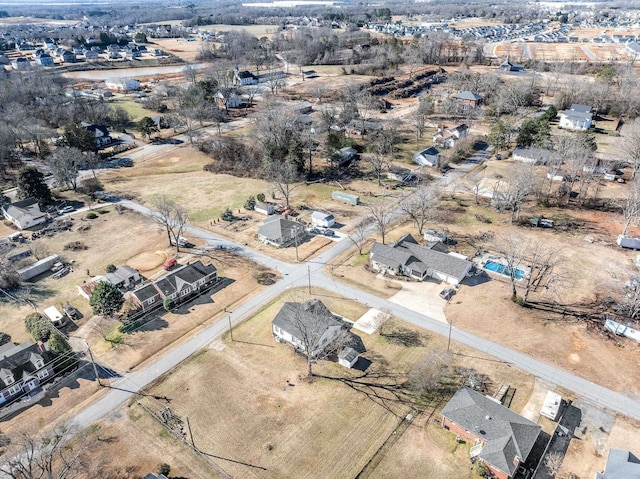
[62,199,640,433]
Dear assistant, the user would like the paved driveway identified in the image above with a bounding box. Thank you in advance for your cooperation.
[387,278,447,323]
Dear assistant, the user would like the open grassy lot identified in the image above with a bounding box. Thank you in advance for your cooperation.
[140,288,534,479]
[109,98,158,122]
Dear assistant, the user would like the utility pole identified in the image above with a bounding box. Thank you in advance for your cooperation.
[86,341,101,387]
[228,315,233,341]
[308,264,311,295]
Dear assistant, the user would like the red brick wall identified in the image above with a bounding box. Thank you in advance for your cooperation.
[441,417,515,479]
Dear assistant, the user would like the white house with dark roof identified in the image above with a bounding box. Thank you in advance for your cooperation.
[596,449,640,479]
[2,198,47,230]
[441,386,541,479]
[413,146,440,167]
[272,299,346,357]
[370,234,472,285]
[433,124,468,149]
[257,216,306,248]
[512,147,552,164]
[0,342,54,406]
[559,104,593,131]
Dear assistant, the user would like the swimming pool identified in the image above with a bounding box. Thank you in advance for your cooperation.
[484,260,526,280]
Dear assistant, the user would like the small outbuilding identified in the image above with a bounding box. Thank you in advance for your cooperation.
[255,201,275,216]
[338,347,359,368]
[311,211,335,228]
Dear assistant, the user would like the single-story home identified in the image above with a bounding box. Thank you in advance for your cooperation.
[272,299,346,357]
[0,342,54,406]
[559,104,593,131]
[2,198,47,230]
[512,147,552,164]
[325,147,357,167]
[413,146,440,168]
[451,91,482,108]
[257,216,306,248]
[104,265,141,289]
[596,449,640,479]
[500,58,524,72]
[130,283,162,312]
[311,211,335,228]
[151,260,218,302]
[387,166,413,182]
[370,234,472,286]
[441,386,541,479]
[105,78,140,92]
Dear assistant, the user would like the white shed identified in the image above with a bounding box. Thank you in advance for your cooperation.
[311,211,335,228]
[540,390,562,421]
[43,306,65,327]
[338,347,359,368]
[255,202,275,216]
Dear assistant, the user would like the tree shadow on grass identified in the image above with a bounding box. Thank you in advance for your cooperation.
[381,327,424,347]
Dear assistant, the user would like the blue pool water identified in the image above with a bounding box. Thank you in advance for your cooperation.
[484,261,526,280]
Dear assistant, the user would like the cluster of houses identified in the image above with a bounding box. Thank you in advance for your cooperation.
[77,260,218,313]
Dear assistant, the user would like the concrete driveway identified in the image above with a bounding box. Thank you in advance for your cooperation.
[387,277,448,323]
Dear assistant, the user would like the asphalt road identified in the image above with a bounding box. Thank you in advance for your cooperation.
[59,198,640,435]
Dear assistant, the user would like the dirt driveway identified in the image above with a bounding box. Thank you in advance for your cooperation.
[387,277,448,323]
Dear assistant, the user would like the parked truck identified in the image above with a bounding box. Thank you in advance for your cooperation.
[43,305,65,328]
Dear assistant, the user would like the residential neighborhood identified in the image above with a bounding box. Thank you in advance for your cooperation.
[0,0,640,478]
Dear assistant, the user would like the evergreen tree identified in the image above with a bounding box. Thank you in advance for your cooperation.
[16,166,52,205]
[90,281,124,317]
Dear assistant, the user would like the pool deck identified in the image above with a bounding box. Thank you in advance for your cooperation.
[475,253,530,279]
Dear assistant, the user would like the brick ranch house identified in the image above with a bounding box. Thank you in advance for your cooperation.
[441,387,541,479]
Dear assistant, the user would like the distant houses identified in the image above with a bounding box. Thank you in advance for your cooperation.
[559,104,593,131]
[105,78,140,92]
[433,124,468,149]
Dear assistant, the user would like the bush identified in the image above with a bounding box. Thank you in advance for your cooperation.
[255,271,276,285]
[221,208,235,222]
[105,264,117,273]
[244,195,256,211]
[25,313,51,342]
[0,332,11,346]
[64,241,88,251]
[157,464,171,476]
[256,192,266,202]
[511,294,525,306]
[163,297,174,312]
[86,212,98,219]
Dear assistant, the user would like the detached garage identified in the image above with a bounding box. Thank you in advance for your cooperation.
[311,211,335,228]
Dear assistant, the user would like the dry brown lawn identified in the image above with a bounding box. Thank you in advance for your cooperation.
[140,288,534,479]
[493,42,629,62]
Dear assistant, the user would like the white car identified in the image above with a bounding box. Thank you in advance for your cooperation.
[59,206,75,214]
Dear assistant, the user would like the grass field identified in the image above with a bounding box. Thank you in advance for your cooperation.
[199,24,281,37]
[110,99,158,122]
[140,288,534,479]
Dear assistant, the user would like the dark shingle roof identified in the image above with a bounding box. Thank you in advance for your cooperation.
[133,283,161,302]
[272,299,344,343]
[258,217,303,242]
[597,449,640,479]
[441,387,541,477]
[453,91,482,101]
[154,261,216,296]
[0,343,46,388]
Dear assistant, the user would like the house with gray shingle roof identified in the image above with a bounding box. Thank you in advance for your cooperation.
[2,198,47,230]
[257,216,306,248]
[452,90,483,108]
[441,387,541,479]
[272,299,346,357]
[596,448,640,479]
[559,104,593,131]
[0,342,54,406]
[370,234,472,285]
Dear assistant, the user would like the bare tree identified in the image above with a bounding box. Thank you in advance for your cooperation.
[466,165,487,206]
[622,178,640,236]
[545,452,564,477]
[0,424,85,479]
[268,161,299,209]
[349,220,370,255]
[48,146,84,191]
[497,234,567,303]
[367,200,393,245]
[492,163,534,222]
[365,153,390,186]
[400,186,440,235]
[411,99,434,144]
[407,349,452,395]
[371,309,391,335]
[151,196,190,253]
[622,119,640,180]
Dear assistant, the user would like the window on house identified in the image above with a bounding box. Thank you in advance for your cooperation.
[39,368,49,378]
[148,296,155,304]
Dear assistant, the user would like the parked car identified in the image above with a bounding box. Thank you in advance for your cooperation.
[439,288,456,300]
[63,305,80,320]
[177,237,194,248]
[323,229,335,237]
[163,258,177,270]
[59,206,75,214]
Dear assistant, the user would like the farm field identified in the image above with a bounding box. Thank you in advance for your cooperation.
[140,288,535,479]
[492,42,629,62]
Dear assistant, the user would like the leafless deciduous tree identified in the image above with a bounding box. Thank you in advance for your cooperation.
[349,220,371,255]
[497,234,567,304]
[492,164,534,222]
[365,153,390,187]
[367,200,393,245]
[371,309,391,335]
[0,424,85,479]
[622,179,640,236]
[407,349,452,395]
[48,146,84,191]
[466,166,487,206]
[400,186,441,235]
[623,119,640,180]
[151,196,190,253]
[545,452,564,477]
[267,161,299,209]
